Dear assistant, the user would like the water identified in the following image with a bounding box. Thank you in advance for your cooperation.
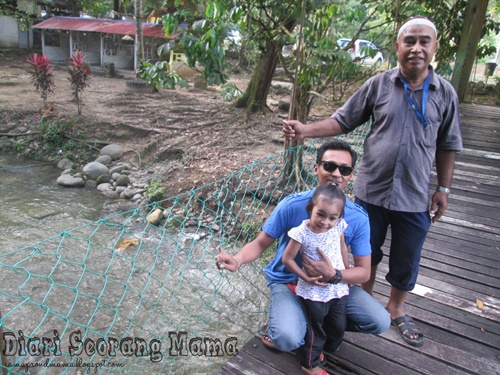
[0,151,109,250]
[0,151,269,374]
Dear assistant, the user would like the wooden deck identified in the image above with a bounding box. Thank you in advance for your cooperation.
[215,103,500,375]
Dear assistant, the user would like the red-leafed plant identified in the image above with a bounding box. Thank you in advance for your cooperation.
[68,50,91,115]
[27,53,55,107]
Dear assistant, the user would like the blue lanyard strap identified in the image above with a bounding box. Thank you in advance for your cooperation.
[401,73,431,130]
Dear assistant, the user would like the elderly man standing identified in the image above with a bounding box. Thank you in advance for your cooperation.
[283,16,463,347]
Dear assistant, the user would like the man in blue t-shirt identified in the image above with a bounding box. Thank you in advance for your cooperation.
[216,140,390,354]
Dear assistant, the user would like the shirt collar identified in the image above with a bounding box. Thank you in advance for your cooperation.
[391,66,439,90]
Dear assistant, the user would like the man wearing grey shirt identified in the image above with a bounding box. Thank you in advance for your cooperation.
[283,16,462,348]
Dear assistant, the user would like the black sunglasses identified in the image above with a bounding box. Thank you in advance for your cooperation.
[320,161,353,176]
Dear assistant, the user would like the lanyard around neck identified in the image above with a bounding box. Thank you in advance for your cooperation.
[401,73,431,131]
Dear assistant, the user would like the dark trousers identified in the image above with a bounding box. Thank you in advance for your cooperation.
[354,197,431,291]
[298,296,347,369]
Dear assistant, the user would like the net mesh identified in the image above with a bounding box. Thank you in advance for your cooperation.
[0,126,369,374]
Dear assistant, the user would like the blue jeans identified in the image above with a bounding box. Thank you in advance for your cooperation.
[268,283,391,351]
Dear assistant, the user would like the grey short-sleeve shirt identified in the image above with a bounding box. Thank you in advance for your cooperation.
[332,68,463,212]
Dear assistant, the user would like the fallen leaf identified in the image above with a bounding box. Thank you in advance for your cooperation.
[476,299,484,310]
[115,239,140,253]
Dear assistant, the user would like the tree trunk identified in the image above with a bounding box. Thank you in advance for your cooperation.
[235,16,296,113]
[234,41,279,113]
[113,0,121,19]
[134,0,144,76]
[283,81,309,186]
[451,0,489,102]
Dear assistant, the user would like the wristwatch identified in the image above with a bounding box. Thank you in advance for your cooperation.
[436,186,450,194]
[328,269,343,284]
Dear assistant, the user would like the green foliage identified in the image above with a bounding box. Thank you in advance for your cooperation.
[239,217,277,263]
[287,1,370,121]
[81,0,113,18]
[68,50,91,115]
[146,178,167,203]
[261,241,278,264]
[11,140,26,153]
[217,82,243,102]
[42,123,65,150]
[138,60,189,90]
[0,0,37,30]
[24,117,94,161]
[368,0,500,69]
[160,1,230,85]
[241,219,262,242]
[27,53,56,107]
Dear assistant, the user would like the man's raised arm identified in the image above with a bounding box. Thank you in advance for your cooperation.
[283,118,344,140]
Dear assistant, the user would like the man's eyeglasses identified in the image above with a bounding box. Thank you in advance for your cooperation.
[320,161,353,176]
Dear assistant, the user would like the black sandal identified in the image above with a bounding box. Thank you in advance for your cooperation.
[392,316,425,347]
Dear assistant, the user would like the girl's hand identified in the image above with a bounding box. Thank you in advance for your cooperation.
[305,275,330,287]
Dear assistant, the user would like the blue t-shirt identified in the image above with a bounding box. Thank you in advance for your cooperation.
[263,189,371,285]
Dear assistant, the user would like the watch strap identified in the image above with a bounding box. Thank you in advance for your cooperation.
[436,186,450,194]
[328,269,342,284]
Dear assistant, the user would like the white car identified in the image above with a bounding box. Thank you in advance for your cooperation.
[337,38,384,66]
[225,30,242,47]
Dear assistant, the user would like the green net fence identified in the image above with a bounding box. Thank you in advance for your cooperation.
[0,127,369,374]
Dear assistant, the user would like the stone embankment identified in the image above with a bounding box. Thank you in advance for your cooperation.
[56,143,150,207]
[55,143,225,231]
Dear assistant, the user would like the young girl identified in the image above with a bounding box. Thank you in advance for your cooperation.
[282,184,349,375]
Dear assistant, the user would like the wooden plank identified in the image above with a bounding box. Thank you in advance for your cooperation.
[373,278,500,347]
[345,330,499,375]
[423,235,499,262]
[215,336,303,375]
[327,339,420,375]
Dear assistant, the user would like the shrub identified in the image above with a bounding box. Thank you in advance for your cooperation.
[68,50,91,115]
[217,82,243,102]
[138,60,189,90]
[145,178,167,203]
[27,53,55,107]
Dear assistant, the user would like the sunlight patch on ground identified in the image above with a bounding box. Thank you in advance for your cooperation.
[410,284,433,297]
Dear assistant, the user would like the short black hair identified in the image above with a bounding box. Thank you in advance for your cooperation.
[316,140,357,168]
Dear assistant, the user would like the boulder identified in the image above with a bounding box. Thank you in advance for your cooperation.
[57,158,74,170]
[100,144,123,160]
[57,174,85,188]
[95,155,112,165]
[147,209,163,225]
[83,162,110,180]
[115,175,130,187]
[110,164,129,174]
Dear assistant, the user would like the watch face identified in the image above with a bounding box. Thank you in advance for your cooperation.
[329,270,341,284]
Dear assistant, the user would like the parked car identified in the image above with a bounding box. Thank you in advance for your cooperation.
[337,38,384,66]
[224,30,242,48]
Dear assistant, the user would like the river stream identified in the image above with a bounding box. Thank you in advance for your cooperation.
[0,151,109,250]
[0,151,269,374]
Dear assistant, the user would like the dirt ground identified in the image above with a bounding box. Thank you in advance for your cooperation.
[1,49,498,197]
[0,49,301,196]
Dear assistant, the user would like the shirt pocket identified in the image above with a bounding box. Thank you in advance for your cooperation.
[422,116,440,147]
